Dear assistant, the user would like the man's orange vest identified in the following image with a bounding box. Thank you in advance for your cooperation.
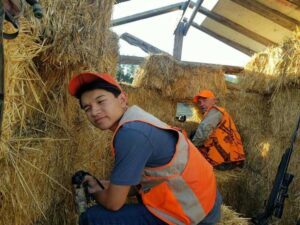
[199,106,245,166]
[112,106,217,225]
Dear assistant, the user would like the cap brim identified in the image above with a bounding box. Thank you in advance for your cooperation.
[69,72,122,97]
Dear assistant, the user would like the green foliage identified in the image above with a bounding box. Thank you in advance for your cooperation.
[116,64,138,84]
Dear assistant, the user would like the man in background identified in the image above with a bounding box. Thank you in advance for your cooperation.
[192,89,245,170]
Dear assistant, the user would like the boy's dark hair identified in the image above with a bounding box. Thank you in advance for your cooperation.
[77,79,121,108]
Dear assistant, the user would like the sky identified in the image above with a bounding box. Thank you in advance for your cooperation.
[112,0,251,67]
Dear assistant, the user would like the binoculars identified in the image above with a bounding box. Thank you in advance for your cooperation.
[72,170,93,214]
[72,170,105,214]
[175,115,186,122]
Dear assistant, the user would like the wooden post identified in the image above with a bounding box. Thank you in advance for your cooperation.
[173,22,185,60]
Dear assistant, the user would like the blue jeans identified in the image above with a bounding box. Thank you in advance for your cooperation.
[79,203,166,225]
[80,191,222,225]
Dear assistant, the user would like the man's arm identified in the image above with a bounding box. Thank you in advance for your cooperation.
[192,108,222,147]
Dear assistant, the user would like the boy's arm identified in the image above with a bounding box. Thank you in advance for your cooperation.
[83,176,131,211]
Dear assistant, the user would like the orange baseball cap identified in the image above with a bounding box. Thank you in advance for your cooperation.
[68,72,123,97]
[193,89,215,103]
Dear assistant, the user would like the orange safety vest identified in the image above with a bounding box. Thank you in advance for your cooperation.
[112,106,217,225]
[199,106,245,166]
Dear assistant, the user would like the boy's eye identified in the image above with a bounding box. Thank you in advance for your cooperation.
[83,107,90,112]
[97,99,105,104]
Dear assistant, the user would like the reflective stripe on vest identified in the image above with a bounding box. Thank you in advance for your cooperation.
[112,106,216,225]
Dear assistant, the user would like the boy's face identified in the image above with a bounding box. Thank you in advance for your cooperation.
[80,89,127,131]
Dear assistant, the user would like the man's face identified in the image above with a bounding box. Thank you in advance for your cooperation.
[197,97,215,114]
[80,89,127,131]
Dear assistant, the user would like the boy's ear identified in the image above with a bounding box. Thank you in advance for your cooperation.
[118,92,128,106]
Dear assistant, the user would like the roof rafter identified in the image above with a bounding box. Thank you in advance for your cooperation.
[175,0,204,35]
[111,2,185,27]
[194,5,275,47]
[114,0,130,4]
[230,0,300,31]
[120,33,168,54]
[191,22,255,56]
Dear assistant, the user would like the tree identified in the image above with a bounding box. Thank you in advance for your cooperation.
[116,64,138,84]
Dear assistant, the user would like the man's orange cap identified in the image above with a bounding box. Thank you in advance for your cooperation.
[193,89,215,103]
[68,72,123,97]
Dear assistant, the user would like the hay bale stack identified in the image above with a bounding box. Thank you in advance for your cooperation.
[218,205,250,225]
[133,54,227,100]
[0,21,76,225]
[29,0,114,71]
[0,0,116,224]
[225,30,300,224]
[240,30,300,95]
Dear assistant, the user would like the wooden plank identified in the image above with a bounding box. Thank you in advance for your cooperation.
[118,55,244,74]
[287,0,300,7]
[112,2,185,27]
[114,0,130,4]
[120,33,168,54]
[230,0,300,31]
[119,55,144,65]
[183,0,204,34]
[194,5,275,46]
[173,0,204,35]
[173,22,185,60]
[191,22,255,56]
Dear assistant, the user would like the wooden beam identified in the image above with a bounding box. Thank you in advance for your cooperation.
[119,55,144,65]
[194,5,275,46]
[173,22,185,60]
[183,0,204,35]
[230,0,300,31]
[120,33,168,54]
[118,55,244,74]
[174,0,204,35]
[111,2,185,27]
[287,0,300,7]
[191,22,255,56]
[114,0,130,4]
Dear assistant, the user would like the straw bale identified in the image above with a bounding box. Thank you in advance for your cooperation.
[270,88,300,138]
[100,31,120,76]
[0,27,77,222]
[0,20,46,160]
[28,0,114,71]
[219,30,300,223]
[0,0,116,224]
[218,205,250,225]
[240,49,281,95]
[240,30,300,94]
[133,54,227,100]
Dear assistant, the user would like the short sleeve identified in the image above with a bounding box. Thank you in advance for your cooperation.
[110,126,153,185]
